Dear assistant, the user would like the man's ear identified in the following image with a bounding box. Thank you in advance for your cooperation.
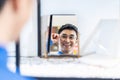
[76,34,79,43]
[11,0,32,13]
[10,0,18,12]
[10,0,32,23]
[76,39,78,44]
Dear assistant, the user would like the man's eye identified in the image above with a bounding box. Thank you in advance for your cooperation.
[69,36,74,39]
[62,35,67,38]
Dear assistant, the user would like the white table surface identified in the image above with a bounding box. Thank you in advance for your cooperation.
[7,54,120,79]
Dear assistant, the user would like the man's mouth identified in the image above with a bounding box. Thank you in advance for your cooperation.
[63,43,71,48]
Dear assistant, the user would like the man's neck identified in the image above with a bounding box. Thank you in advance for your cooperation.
[0,15,12,44]
[0,2,15,44]
[0,24,10,44]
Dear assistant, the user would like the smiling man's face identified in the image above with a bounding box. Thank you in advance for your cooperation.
[59,29,77,54]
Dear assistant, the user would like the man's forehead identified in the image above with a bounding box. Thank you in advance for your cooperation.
[60,29,76,35]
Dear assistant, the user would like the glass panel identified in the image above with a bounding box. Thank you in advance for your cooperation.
[45,14,80,58]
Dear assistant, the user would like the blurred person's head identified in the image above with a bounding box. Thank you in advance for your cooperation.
[0,0,33,44]
[58,24,78,54]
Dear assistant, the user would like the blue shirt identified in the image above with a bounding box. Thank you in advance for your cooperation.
[57,51,63,55]
[0,46,35,80]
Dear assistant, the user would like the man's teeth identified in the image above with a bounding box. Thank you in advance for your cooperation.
[64,44,70,46]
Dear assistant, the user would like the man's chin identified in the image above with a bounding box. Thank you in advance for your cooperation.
[62,49,72,53]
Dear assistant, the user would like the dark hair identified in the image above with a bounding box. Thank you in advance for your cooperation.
[58,24,78,36]
[0,0,6,11]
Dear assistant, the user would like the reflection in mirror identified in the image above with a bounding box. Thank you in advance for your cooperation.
[44,14,80,58]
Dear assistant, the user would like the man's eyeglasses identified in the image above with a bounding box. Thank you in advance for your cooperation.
[60,34,77,40]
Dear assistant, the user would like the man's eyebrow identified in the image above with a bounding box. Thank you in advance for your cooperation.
[69,34,76,37]
[62,34,67,35]
[61,34,75,36]
[70,34,75,36]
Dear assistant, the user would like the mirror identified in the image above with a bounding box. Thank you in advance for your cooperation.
[44,14,80,58]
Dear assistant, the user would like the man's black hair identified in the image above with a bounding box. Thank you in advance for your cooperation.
[58,24,78,36]
[0,0,6,11]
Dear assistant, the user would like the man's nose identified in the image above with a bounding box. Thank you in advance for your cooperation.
[65,37,70,42]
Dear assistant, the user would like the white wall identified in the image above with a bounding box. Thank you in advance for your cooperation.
[20,1,38,56]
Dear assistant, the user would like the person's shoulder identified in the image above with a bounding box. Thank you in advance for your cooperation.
[0,45,35,80]
[58,51,63,55]
[0,68,35,80]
